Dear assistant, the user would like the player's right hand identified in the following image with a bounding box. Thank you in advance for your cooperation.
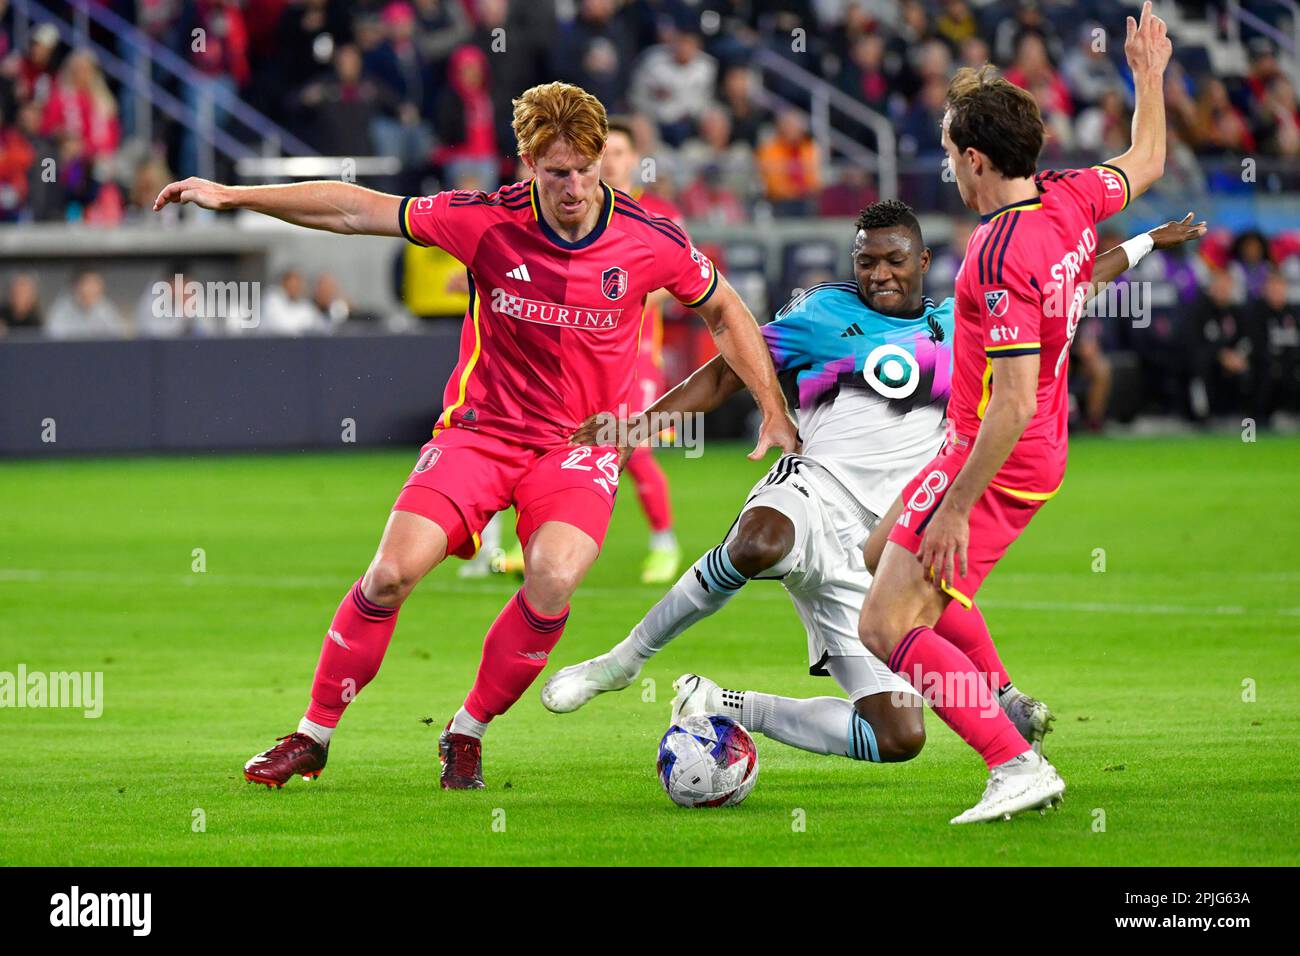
[153,177,234,213]
[1124,1,1172,77]
[748,410,800,462]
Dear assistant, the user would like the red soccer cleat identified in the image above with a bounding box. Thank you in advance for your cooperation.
[438,723,485,790]
[243,733,328,789]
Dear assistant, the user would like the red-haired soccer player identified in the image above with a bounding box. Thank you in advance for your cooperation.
[858,2,1173,822]
[155,82,797,790]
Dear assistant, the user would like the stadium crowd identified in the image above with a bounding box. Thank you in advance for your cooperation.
[0,0,1297,425]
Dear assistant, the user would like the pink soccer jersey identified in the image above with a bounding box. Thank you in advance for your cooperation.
[399,179,718,448]
[947,163,1131,499]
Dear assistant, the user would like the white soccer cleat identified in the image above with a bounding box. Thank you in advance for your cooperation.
[670,673,724,723]
[950,752,1066,825]
[540,653,637,713]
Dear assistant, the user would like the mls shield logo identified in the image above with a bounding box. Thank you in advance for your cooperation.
[601,266,628,301]
[984,289,1009,318]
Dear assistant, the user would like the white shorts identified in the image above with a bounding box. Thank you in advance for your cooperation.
[725,455,918,701]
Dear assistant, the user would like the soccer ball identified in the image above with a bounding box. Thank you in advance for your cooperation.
[656,714,759,808]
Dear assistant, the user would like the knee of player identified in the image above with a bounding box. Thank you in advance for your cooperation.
[875,720,925,762]
[364,558,418,606]
[856,612,894,661]
[522,561,584,608]
[727,520,794,577]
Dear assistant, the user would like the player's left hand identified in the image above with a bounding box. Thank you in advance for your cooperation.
[1124,1,1172,78]
[749,409,801,461]
[1149,212,1208,250]
[918,501,969,594]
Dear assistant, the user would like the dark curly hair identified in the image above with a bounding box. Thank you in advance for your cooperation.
[855,199,922,246]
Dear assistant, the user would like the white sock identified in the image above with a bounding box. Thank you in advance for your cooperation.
[649,529,678,551]
[297,716,334,747]
[609,544,747,672]
[450,706,489,740]
[735,692,861,758]
[994,750,1041,774]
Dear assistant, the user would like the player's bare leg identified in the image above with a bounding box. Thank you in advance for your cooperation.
[542,507,793,713]
[865,495,1054,754]
[859,543,1063,822]
[442,520,600,789]
[245,512,449,788]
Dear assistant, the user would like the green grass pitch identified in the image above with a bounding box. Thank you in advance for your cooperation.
[1,436,1297,866]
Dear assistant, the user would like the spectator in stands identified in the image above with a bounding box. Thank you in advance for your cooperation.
[677,105,754,203]
[313,272,352,327]
[268,0,352,121]
[471,0,558,155]
[1253,75,1300,159]
[629,20,717,147]
[756,109,820,217]
[127,156,177,223]
[957,35,991,73]
[0,272,42,336]
[411,0,473,83]
[719,65,770,148]
[434,45,499,190]
[136,268,219,337]
[46,269,126,339]
[13,23,60,104]
[1243,38,1283,104]
[42,51,120,166]
[299,43,385,157]
[934,1,979,52]
[179,0,250,176]
[1005,32,1071,120]
[1076,87,1129,158]
[550,0,634,110]
[992,0,1062,69]
[1189,267,1265,422]
[1230,229,1274,300]
[678,164,746,225]
[259,269,326,336]
[1194,78,1255,156]
[0,99,35,222]
[1061,21,1127,109]
[1253,266,1300,420]
[838,32,893,117]
[364,1,437,175]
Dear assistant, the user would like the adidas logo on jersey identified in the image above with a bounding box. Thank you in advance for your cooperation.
[506,263,532,282]
[840,323,865,337]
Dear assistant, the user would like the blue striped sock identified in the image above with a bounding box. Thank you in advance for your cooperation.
[848,712,882,762]
[695,543,749,594]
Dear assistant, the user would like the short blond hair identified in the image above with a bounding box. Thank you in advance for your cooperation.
[512,82,608,162]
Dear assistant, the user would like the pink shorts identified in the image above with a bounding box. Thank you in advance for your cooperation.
[888,441,1045,607]
[393,427,621,559]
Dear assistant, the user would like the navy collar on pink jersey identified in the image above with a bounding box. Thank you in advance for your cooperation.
[530,179,614,250]
[978,195,1043,224]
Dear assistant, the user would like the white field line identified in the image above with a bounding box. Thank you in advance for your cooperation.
[1,567,1298,620]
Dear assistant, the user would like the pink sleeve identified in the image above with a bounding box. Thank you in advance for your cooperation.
[398,191,483,261]
[659,235,719,309]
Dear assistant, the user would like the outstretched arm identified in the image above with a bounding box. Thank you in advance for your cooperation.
[692,275,799,461]
[153,177,404,237]
[1105,1,1172,201]
[1091,212,1208,288]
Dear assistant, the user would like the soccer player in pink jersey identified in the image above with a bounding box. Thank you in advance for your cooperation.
[154,82,798,791]
[857,2,1174,822]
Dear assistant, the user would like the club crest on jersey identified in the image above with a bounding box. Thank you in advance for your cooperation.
[414,447,441,473]
[984,289,1009,318]
[601,266,628,301]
